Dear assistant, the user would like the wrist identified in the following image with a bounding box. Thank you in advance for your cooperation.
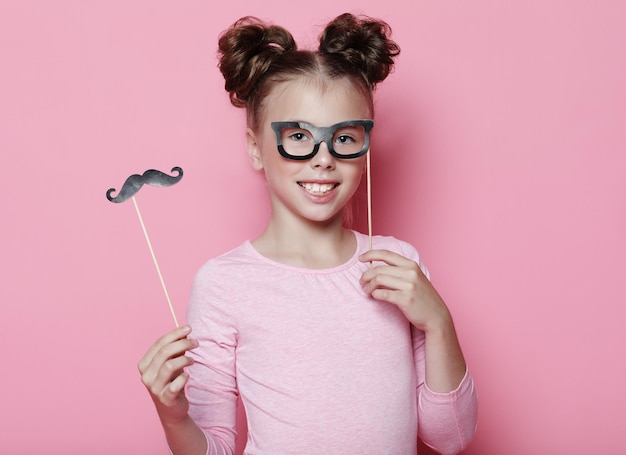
[159,411,191,429]
[153,400,190,429]
[421,308,454,335]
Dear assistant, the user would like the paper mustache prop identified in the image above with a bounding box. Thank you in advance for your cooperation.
[106,167,184,326]
[106,167,183,203]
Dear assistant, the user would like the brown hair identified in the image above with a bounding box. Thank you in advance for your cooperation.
[217,13,400,131]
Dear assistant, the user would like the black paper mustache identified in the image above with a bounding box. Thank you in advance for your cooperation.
[106,167,184,203]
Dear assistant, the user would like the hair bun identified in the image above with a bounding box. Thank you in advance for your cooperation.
[319,13,400,88]
[218,17,296,107]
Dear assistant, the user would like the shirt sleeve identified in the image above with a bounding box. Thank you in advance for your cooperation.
[185,261,239,455]
[417,365,478,455]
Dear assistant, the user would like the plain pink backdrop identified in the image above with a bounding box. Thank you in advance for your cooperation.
[1,1,625,454]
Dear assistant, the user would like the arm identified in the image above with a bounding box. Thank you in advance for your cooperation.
[359,248,477,453]
[138,259,239,455]
[137,325,208,455]
[414,288,467,393]
[359,248,466,390]
[413,326,478,455]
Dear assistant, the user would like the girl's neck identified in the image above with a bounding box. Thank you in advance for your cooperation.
[251,215,356,269]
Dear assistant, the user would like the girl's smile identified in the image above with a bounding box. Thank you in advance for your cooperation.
[298,181,339,196]
[298,180,340,203]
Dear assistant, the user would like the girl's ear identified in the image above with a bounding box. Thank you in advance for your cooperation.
[246,127,264,171]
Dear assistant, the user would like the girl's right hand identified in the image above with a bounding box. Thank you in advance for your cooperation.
[137,324,199,425]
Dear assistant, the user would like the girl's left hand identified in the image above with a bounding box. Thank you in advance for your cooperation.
[359,249,452,332]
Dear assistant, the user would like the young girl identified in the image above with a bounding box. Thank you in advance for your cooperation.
[138,13,478,455]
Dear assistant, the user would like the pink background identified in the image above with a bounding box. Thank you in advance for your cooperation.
[1,1,625,454]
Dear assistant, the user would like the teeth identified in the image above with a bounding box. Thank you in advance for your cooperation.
[301,182,335,194]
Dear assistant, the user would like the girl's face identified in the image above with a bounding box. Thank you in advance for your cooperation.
[247,77,371,227]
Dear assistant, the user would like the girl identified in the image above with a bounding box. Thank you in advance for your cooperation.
[138,13,478,455]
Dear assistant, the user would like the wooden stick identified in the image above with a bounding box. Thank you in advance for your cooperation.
[132,196,179,327]
[367,150,373,262]
[367,150,373,250]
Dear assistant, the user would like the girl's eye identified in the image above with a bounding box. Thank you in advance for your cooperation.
[334,126,363,146]
[286,130,311,142]
[291,133,307,141]
[336,135,355,144]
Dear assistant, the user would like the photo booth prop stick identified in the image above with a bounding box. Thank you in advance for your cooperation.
[366,150,373,253]
[106,167,184,327]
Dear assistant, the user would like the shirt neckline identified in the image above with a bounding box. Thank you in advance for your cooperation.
[243,230,365,275]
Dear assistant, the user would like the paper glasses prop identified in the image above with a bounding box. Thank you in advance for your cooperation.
[106,167,183,327]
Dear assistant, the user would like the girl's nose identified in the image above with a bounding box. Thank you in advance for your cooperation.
[311,141,335,170]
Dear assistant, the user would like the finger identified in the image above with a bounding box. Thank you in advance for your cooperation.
[141,336,198,388]
[360,262,420,285]
[369,288,412,307]
[138,338,197,395]
[360,261,423,289]
[362,271,417,296]
[359,249,415,267]
[167,371,190,398]
[143,353,195,396]
[159,372,191,407]
[138,325,192,373]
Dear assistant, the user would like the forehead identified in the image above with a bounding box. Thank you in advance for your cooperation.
[261,77,371,127]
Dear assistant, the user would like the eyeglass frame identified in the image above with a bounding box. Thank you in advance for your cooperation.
[270,119,374,161]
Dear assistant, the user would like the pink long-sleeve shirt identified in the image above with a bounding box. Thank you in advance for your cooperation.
[186,231,477,455]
